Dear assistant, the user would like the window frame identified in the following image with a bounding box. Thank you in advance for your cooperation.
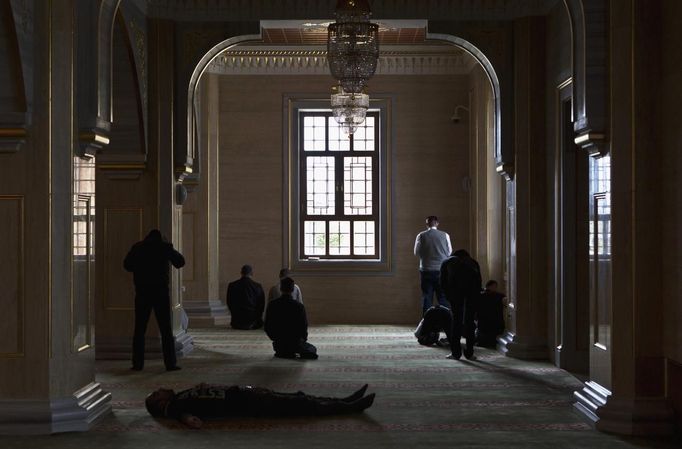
[284,97,392,274]
[299,110,380,260]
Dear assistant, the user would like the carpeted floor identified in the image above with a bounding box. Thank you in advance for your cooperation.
[2,326,679,448]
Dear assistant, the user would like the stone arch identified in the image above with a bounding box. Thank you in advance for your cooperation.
[184,32,505,182]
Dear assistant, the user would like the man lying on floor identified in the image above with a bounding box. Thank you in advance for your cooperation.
[145,383,375,428]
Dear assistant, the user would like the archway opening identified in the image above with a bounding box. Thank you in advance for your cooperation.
[183,22,506,326]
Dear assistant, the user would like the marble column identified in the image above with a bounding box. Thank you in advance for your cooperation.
[497,16,549,360]
[0,0,111,434]
[574,0,675,435]
[182,73,228,327]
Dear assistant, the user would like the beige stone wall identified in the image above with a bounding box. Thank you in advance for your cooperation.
[183,73,221,303]
[216,74,476,324]
[468,65,505,287]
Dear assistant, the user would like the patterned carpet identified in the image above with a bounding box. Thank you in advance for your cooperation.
[2,326,679,448]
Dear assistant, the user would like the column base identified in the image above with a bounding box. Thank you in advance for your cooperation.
[174,329,194,357]
[96,330,194,360]
[574,380,610,423]
[574,381,676,436]
[497,332,548,360]
[0,382,111,435]
[183,299,230,327]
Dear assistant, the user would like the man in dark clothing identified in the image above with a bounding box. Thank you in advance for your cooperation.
[264,277,318,359]
[124,229,185,371]
[476,280,507,348]
[226,265,265,330]
[414,305,453,346]
[440,249,482,360]
[144,383,375,429]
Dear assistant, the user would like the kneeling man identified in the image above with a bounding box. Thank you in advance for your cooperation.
[414,305,453,347]
[264,277,318,359]
[145,383,375,428]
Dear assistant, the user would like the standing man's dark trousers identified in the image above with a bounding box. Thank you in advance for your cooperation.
[420,270,449,314]
[132,289,177,370]
[450,294,476,357]
[272,339,318,359]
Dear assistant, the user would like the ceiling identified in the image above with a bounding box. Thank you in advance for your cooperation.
[134,0,561,22]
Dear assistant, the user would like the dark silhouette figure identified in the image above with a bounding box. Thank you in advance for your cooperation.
[124,229,185,371]
[226,265,265,330]
[476,280,507,348]
[264,277,318,359]
[145,383,375,429]
[440,249,482,360]
[414,305,453,346]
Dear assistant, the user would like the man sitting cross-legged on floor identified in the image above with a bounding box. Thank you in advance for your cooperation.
[145,383,375,429]
[264,277,318,359]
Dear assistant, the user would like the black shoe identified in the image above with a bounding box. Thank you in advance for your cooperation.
[464,347,475,360]
[274,352,296,359]
[166,366,182,371]
[344,384,369,402]
[130,366,143,371]
[351,393,375,412]
[448,343,462,360]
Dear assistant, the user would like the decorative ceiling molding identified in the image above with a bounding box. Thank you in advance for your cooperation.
[262,27,426,45]
[143,0,559,21]
[205,46,478,76]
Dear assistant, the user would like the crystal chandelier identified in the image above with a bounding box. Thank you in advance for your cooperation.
[327,0,379,134]
[331,86,370,135]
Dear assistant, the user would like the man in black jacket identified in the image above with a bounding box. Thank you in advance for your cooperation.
[226,265,265,330]
[440,249,482,360]
[264,277,317,359]
[476,280,507,348]
[144,383,375,429]
[124,229,185,371]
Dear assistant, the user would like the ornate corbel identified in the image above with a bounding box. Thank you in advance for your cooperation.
[0,1,34,153]
[564,0,610,157]
[76,0,121,157]
[574,131,607,157]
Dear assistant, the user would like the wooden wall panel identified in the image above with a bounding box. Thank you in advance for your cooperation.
[103,208,142,311]
[0,196,23,356]
[667,359,682,429]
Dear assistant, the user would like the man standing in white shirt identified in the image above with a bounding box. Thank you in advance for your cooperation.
[268,268,303,303]
[414,216,452,315]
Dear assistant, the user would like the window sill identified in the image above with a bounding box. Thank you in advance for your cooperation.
[290,258,392,276]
